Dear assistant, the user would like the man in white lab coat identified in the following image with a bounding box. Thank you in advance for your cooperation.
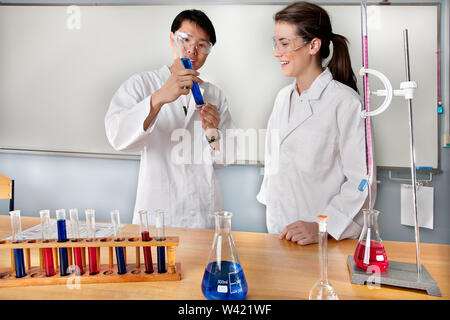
[105,9,235,228]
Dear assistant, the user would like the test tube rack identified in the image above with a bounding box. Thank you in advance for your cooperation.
[0,236,181,287]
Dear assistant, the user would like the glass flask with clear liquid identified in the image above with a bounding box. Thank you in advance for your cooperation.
[201,211,248,300]
[354,209,389,272]
[309,215,338,300]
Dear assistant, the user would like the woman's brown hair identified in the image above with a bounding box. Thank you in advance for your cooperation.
[274,1,358,93]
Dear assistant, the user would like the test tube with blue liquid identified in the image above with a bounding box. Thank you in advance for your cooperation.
[40,209,55,277]
[10,210,26,278]
[174,31,206,109]
[85,209,99,275]
[69,208,84,275]
[180,58,204,108]
[56,209,69,276]
[155,209,166,273]
[110,210,127,274]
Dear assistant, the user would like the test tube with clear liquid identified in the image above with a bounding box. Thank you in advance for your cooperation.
[56,209,69,276]
[10,210,26,278]
[155,209,166,273]
[69,208,84,275]
[309,215,338,300]
[111,210,127,274]
[85,209,99,275]
[139,210,154,273]
[40,209,55,277]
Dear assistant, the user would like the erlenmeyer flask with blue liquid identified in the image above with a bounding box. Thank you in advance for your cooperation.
[201,211,248,300]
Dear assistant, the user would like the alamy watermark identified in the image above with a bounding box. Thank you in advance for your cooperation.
[170,121,280,175]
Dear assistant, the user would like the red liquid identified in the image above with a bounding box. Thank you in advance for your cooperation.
[43,248,55,277]
[73,247,84,275]
[354,240,389,272]
[88,247,99,275]
[142,231,154,273]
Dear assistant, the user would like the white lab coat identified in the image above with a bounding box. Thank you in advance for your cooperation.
[105,65,235,228]
[257,68,376,240]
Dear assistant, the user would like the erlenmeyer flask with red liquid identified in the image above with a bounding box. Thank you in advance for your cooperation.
[354,209,389,272]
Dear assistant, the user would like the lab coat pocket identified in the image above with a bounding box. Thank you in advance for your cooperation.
[293,130,337,171]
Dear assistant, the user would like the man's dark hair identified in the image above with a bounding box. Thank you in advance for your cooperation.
[171,9,216,45]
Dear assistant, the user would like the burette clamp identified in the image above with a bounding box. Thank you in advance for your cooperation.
[359,67,393,118]
[393,81,417,100]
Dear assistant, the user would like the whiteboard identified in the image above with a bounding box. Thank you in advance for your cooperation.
[0,4,439,168]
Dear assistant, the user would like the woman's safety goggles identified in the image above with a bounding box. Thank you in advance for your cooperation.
[174,31,213,55]
[272,35,310,54]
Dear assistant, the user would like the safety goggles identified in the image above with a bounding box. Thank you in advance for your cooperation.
[174,31,213,55]
[272,35,309,54]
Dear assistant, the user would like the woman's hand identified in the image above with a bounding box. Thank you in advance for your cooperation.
[279,220,319,245]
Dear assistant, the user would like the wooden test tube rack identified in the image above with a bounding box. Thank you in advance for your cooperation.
[0,236,181,288]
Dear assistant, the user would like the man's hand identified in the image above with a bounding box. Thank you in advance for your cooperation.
[153,58,203,108]
[279,220,319,245]
[144,58,203,131]
[197,103,220,131]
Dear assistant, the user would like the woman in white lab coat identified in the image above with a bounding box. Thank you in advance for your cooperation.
[257,2,375,244]
[105,10,235,228]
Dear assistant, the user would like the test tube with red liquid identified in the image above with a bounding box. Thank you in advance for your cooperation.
[69,208,84,275]
[40,209,55,277]
[85,209,99,275]
[138,210,153,273]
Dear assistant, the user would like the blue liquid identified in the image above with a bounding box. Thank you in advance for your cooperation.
[14,249,27,278]
[157,246,166,273]
[57,219,69,276]
[115,247,127,274]
[59,247,69,276]
[180,58,204,106]
[57,219,67,241]
[201,261,248,300]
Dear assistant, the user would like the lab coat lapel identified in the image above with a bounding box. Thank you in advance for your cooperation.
[279,68,333,144]
[280,103,313,144]
[184,86,205,128]
[279,91,313,144]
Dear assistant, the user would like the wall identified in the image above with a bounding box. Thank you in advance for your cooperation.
[0,0,448,244]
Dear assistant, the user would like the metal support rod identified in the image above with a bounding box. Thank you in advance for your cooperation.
[403,29,421,280]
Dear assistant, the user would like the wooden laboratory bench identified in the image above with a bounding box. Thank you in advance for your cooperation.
[0,215,448,300]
